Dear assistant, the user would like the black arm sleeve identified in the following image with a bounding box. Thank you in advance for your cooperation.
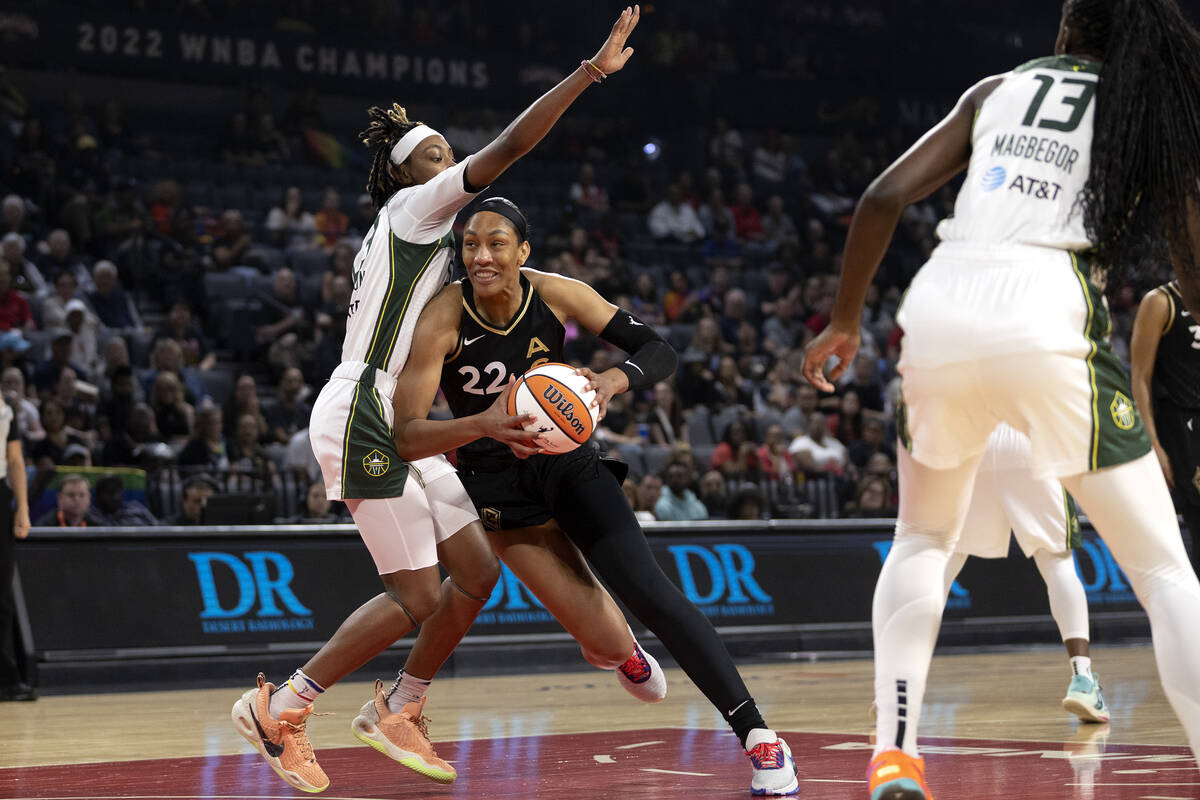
[599,309,678,391]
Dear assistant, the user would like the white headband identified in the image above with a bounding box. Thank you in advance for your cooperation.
[389,124,441,165]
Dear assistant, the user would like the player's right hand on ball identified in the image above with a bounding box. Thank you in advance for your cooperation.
[482,382,542,459]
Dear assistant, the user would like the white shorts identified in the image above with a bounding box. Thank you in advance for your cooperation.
[896,242,1150,479]
[956,423,1079,559]
[311,361,477,573]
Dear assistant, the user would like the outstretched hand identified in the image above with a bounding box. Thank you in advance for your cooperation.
[575,367,627,421]
[481,382,543,459]
[590,5,640,76]
[801,323,860,393]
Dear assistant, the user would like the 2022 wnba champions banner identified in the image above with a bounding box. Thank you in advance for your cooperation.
[14,523,1144,660]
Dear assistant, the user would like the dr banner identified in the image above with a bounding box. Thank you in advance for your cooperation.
[15,523,1141,657]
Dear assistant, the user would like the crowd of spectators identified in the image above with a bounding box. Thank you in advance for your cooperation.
[0,1,1175,525]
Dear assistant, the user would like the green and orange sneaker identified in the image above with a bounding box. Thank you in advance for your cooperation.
[351,679,457,783]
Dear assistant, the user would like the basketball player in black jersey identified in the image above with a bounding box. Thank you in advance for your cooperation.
[390,198,799,796]
[1132,279,1200,574]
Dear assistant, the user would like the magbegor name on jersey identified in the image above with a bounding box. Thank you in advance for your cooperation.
[991,132,1082,174]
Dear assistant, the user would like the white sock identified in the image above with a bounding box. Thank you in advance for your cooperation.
[268,669,325,718]
[386,670,431,714]
[1069,656,1093,680]
[745,728,778,751]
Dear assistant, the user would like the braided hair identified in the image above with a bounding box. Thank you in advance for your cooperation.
[1065,0,1200,279]
[359,103,424,209]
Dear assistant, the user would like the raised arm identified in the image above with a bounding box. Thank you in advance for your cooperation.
[1129,286,1173,486]
[529,269,676,418]
[465,6,639,189]
[392,286,539,460]
[801,75,1003,391]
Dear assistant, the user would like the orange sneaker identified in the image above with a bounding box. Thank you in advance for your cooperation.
[867,748,933,800]
[231,673,329,794]
[351,679,456,783]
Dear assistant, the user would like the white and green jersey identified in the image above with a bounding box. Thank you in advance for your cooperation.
[343,158,480,376]
[937,55,1099,250]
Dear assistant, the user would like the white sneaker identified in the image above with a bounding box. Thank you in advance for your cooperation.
[615,643,666,703]
[745,728,799,796]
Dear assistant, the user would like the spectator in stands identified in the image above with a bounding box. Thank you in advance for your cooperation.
[629,273,664,326]
[320,242,356,306]
[637,472,663,521]
[646,380,688,446]
[93,177,147,262]
[352,194,376,237]
[99,402,160,467]
[265,186,318,251]
[0,262,33,334]
[730,183,766,248]
[848,474,892,518]
[41,271,85,331]
[34,474,104,527]
[752,129,787,189]
[314,187,348,248]
[788,412,847,475]
[849,417,895,470]
[92,474,156,526]
[718,287,750,344]
[845,353,885,413]
[714,355,754,409]
[166,475,218,525]
[698,470,729,519]
[99,363,136,436]
[0,234,44,297]
[1,365,42,443]
[227,411,277,490]
[155,301,214,371]
[710,418,761,481]
[285,481,342,525]
[225,374,270,444]
[698,187,735,239]
[32,330,87,392]
[662,269,702,323]
[784,382,819,436]
[63,299,100,379]
[178,405,230,470]
[86,260,141,331]
[761,195,799,252]
[50,365,95,433]
[148,180,181,236]
[558,226,611,284]
[264,367,311,445]
[1,196,32,251]
[254,113,290,164]
[256,268,307,368]
[654,460,708,521]
[219,111,255,164]
[149,371,194,448]
[828,389,864,445]
[61,442,91,468]
[648,184,706,244]
[29,398,87,469]
[36,229,92,290]
[569,162,610,212]
[709,117,745,175]
[729,485,764,521]
[143,338,206,406]
[213,209,252,271]
[756,423,797,482]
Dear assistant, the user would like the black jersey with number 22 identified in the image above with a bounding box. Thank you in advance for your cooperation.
[441,272,566,463]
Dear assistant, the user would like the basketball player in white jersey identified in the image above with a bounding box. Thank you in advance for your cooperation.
[232,8,642,793]
[803,1,1200,797]
[943,423,1108,723]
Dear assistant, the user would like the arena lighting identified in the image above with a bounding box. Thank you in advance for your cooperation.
[643,137,662,160]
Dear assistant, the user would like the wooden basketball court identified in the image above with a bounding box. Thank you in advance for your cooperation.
[1,645,1195,799]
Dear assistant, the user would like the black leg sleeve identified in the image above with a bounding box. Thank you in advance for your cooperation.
[548,459,764,730]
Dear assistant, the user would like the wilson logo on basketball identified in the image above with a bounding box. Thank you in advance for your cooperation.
[540,385,587,438]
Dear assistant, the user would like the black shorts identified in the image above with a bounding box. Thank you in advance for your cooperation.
[1157,401,1200,509]
[457,446,629,531]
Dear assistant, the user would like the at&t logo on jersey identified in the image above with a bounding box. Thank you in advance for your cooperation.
[541,385,586,437]
[981,165,1006,192]
[363,449,390,477]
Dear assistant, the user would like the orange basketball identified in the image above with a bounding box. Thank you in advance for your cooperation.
[507,362,598,454]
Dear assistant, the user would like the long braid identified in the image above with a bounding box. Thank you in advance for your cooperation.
[359,103,423,209]
[1066,0,1200,280]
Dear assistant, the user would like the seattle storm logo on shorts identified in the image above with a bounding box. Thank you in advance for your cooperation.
[1109,391,1136,431]
[363,449,390,477]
